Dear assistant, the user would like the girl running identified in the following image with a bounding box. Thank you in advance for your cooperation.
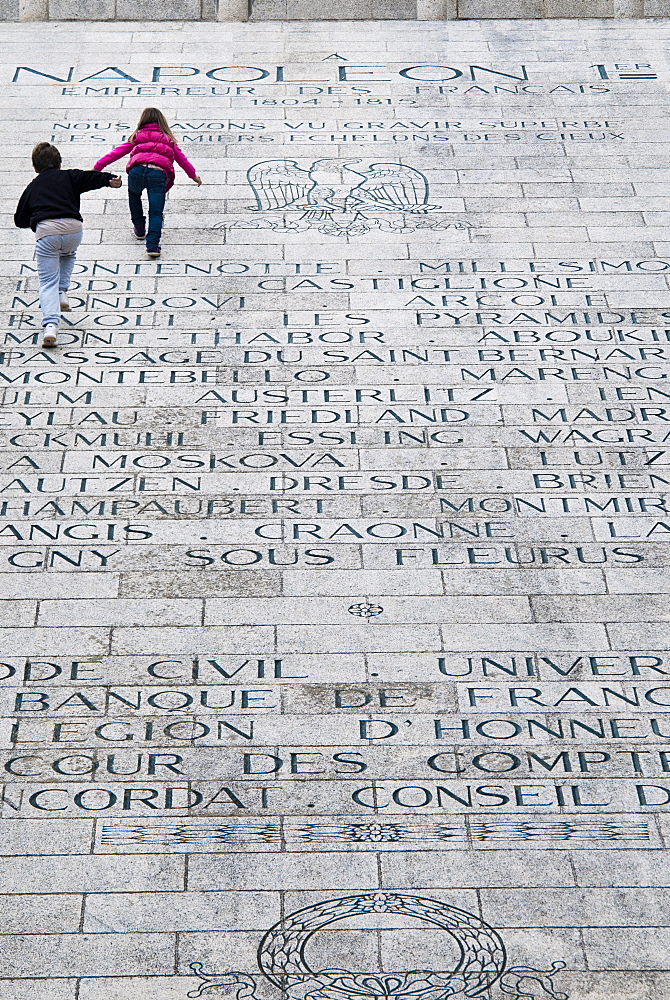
[94,108,202,259]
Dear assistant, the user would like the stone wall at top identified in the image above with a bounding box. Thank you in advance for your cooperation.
[3,0,670,19]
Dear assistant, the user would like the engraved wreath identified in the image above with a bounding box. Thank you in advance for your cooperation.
[187,891,569,1000]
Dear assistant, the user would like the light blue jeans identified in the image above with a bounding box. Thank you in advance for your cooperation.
[35,232,83,327]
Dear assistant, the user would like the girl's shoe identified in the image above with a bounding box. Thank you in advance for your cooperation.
[41,324,58,348]
[147,246,161,258]
[133,224,146,239]
[59,292,71,312]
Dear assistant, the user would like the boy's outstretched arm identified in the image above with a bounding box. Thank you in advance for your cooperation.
[71,169,122,193]
[93,142,133,171]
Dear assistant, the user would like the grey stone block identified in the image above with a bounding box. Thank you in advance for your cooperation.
[546,0,642,12]
[253,0,356,15]
[249,0,283,13]
[253,0,285,12]
[20,0,48,16]
[458,0,643,12]
[0,0,19,18]
[0,933,176,978]
[48,0,114,17]
[457,0,542,15]
[417,0,455,15]
[216,0,248,15]
[252,0,414,15]
[116,0,202,16]
[373,0,416,13]
[644,0,670,11]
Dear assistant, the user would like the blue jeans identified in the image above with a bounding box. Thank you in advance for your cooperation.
[35,231,83,327]
[128,164,167,249]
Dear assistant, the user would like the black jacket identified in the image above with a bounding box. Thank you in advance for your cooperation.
[14,168,115,232]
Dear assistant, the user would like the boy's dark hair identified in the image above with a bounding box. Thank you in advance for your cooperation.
[32,142,61,172]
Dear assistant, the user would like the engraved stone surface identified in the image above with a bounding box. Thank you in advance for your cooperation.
[2,15,670,999]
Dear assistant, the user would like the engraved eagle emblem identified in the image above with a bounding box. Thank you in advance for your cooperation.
[247,158,440,219]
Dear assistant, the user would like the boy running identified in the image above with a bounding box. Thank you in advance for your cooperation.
[14,142,121,348]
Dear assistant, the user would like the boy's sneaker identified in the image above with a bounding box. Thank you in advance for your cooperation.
[133,224,146,240]
[59,292,71,312]
[147,246,161,258]
[41,324,58,348]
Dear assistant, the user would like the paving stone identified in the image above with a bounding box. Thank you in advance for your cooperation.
[0,572,120,598]
[0,932,176,977]
[584,926,670,969]
[0,626,109,654]
[0,984,76,1000]
[0,820,95,855]
[0,855,185,893]
[77,978,197,999]
[1,15,670,999]
[188,853,379,890]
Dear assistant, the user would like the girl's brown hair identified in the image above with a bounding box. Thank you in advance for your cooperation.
[130,108,176,143]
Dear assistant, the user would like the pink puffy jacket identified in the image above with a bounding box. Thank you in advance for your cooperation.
[93,123,197,191]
